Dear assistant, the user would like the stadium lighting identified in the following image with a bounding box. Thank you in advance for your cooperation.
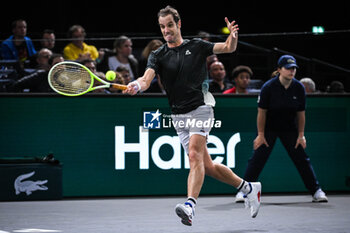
[312,26,325,34]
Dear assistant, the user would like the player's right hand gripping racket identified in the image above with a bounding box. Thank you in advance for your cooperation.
[48,61,127,96]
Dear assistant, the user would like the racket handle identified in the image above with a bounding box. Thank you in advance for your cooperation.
[110,83,128,90]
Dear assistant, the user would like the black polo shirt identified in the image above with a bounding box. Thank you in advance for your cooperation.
[146,38,214,114]
[258,75,306,131]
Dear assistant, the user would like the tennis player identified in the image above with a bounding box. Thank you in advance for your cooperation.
[124,6,261,226]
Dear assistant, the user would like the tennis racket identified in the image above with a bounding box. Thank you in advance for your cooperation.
[48,61,127,96]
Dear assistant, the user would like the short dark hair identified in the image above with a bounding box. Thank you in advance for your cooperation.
[43,29,54,35]
[158,6,181,24]
[11,19,26,30]
[231,65,253,79]
[80,59,95,66]
[116,65,130,73]
[67,25,86,38]
[48,53,63,66]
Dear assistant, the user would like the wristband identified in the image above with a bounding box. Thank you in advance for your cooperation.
[298,136,306,140]
[131,80,141,92]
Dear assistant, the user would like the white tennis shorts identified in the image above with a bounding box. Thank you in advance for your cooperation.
[171,105,214,155]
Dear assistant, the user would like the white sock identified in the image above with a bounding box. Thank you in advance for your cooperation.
[237,180,252,195]
[186,197,197,208]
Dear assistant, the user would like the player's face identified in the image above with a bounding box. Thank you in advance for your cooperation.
[158,15,181,45]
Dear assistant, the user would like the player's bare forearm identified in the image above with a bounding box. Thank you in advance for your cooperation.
[123,68,155,95]
[213,17,239,54]
[137,69,155,91]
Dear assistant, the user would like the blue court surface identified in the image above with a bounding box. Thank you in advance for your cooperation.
[0,194,349,233]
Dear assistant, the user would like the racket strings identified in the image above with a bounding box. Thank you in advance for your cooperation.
[49,64,92,94]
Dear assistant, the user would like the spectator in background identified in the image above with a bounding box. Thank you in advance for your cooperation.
[8,53,64,93]
[35,48,53,70]
[105,66,128,93]
[81,59,105,79]
[300,77,316,93]
[197,31,210,41]
[223,65,252,94]
[109,36,138,80]
[63,25,99,61]
[139,39,163,72]
[206,54,218,70]
[139,39,164,93]
[326,80,345,93]
[1,19,37,63]
[81,59,109,94]
[208,61,232,93]
[49,53,64,67]
[202,53,219,95]
[116,65,132,85]
[28,30,56,69]
[41,29,56,52]
[92,65,133,94]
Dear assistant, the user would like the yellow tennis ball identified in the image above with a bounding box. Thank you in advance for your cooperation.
[106,71,116,81]
[221,27,230,34]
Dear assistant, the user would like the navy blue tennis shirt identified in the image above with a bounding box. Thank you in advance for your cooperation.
[258,75,306,131]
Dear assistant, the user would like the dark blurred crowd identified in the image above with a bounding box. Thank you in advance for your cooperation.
[0,19,346,94]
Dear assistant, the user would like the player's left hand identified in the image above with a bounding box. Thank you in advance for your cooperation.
[224,17,239,38]
[295,136,306,149]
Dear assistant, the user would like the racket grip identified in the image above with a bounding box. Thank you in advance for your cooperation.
[110,83,128,90]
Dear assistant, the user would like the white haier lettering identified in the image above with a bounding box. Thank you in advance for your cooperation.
[115,126,240,170]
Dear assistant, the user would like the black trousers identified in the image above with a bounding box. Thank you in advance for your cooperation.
[243,131,320,194]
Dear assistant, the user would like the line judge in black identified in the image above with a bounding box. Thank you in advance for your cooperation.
[235,55,328,203]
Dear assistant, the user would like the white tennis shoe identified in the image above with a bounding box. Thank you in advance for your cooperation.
[235,191,245,203]
[244,182,261,218]
[312,189,328,202]
[175,202,194,226]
